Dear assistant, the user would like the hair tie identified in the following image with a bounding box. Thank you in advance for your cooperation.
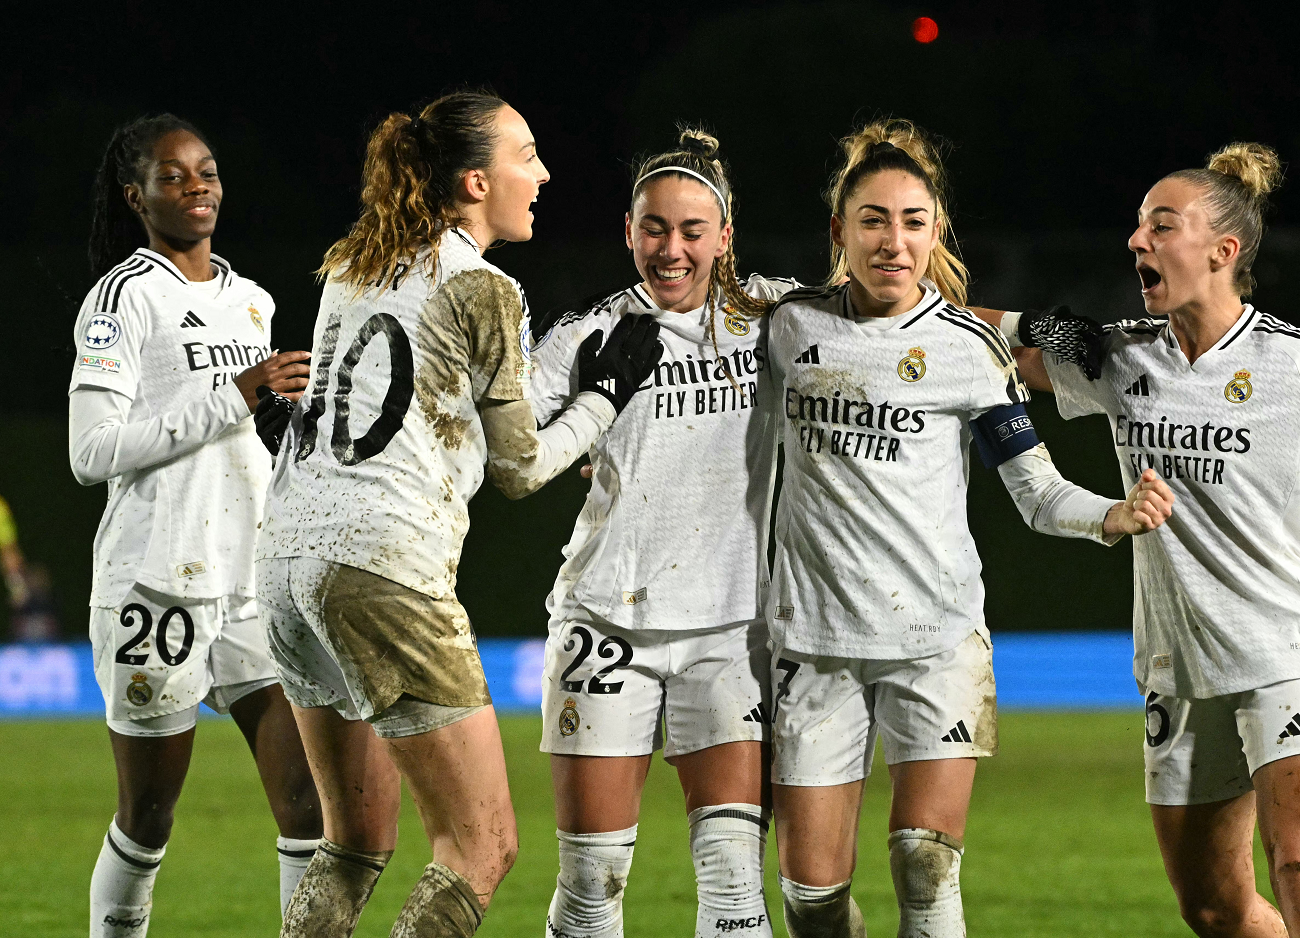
[868,141,897,157]
[409,116,425,134]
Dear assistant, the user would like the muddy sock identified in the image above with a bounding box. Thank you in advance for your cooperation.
[689,804,771,938]
[389,862,484,937]
[546,826,637,937]
[779,875,866,938]
[888,828,965,938]
[280,837,392,938]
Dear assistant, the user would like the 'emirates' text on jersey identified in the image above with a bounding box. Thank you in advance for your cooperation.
[259,229,533,599]
[1048,307,1300,698]
[69,249,274,604]
[769,285,1028,659]
[530,275,798,630]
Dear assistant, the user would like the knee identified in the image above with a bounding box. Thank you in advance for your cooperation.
[116,796,177,846]
[1177,895,1250,938]
[273,776,324,840]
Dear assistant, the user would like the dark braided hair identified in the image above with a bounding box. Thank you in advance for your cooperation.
[89,114,213,280]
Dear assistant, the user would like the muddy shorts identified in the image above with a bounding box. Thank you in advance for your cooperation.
[256,557,491,728]
[91,583,277,734]
[540,619,770,759]
[1143,677,1300,805]
[771,625,997,786]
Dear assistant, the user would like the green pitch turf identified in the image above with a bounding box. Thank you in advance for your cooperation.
[0,712,1277,936]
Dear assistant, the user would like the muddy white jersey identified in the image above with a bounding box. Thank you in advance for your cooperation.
[1047,306,1300,698]
[69,249,273,605]
[768,285,1029,660]
[259,229,534,599]
[529,274,798,630]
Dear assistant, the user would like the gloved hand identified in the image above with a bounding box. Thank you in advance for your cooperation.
[1019,306,1106,380]
[576,314,664,413]
[254,385,294,456]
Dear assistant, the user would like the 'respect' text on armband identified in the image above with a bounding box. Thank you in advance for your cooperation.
[969,402,1040,468]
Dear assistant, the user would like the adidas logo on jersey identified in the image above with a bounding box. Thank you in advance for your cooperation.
[794,344,820,365]
[179,311,206,328]
[941,720,973,743]
[742,702,771,725]
[1279,713,1300,743]
[1124,374,1151,396]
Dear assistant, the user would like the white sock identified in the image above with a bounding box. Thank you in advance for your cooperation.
[888,828,965,938]
[89,819,166,938]
[778,875,865,938]
[545,825,636,938]
[688,803,771,938]
[276,836,321,917]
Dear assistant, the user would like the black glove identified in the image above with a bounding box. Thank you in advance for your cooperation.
[254,385,294,456]
[576,314,664,413]
[1018,306,1105,380]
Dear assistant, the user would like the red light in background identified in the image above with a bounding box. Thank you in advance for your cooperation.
[912,17,939,43]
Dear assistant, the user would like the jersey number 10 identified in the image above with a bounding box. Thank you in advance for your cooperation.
[296,311,415,466]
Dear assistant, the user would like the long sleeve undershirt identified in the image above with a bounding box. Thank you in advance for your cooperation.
[69,383,251,486]
[482,391,616,499]
[997,443,1121,545]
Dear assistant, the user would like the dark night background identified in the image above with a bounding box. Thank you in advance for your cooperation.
[2,1,1298,639]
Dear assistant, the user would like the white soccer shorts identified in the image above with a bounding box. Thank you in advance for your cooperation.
[1144,677,1300,805]
[540,619,770,758]
[91,582,277,733]
[771,625,997,787]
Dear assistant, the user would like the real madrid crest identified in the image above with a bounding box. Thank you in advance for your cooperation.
[723,306,750,337]
[898,347,927,383]
[1224,369,1252,403]
[126,672,153,707]
[559,697,580,737]
[249,306,264,333]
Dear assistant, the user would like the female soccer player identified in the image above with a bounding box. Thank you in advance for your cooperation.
[255,91,661,938]
[529,129,798,938]
[999,143,1300,938]
[765,120,1174,938]
[70,115,322,937]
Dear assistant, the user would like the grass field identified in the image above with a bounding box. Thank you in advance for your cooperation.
[0,712,1275,936]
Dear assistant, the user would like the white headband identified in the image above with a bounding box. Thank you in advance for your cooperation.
[633,166,729,218]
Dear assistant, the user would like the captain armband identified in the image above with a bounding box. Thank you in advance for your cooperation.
[970,403,1040,469]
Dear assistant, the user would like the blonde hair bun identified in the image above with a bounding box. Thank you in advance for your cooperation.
[1207,142,1283,199]
[678,128,720,159]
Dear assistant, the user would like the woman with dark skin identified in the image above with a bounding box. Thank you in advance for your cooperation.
[72,115,321,937]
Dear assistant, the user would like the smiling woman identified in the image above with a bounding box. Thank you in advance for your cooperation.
[72,114,322,938]
[763,118,1174,938]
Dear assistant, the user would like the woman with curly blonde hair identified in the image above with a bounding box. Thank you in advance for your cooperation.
[255,90,661,938]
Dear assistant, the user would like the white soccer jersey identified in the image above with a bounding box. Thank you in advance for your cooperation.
[68,249,274,605]
[1047,306,1300,698]
[259,229,535,599]
[768,284,1029,660]
[530,274,798,630]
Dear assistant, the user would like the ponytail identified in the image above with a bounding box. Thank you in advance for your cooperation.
[824,118,968,306]
[1167,142,1284,296]
[320,90,505,294]
[89,114,212,280]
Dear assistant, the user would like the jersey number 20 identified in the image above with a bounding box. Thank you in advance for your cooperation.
[297,311,414,465]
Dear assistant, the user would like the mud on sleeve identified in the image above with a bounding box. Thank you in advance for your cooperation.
[447,269,532,404]
[481,392,616,500]
[997,443,1120,545]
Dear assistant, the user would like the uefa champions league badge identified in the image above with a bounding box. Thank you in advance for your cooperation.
[723,306,750,337]
[1224,369,1252,403]
[126,673,153,707]
[84,313,121,350]
[559,697,580,737]
[898,347,927,382]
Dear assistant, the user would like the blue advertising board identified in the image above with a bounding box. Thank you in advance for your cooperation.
[0,632,1140,720]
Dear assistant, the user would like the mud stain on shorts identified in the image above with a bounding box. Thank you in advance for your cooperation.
[972,628,999,756]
